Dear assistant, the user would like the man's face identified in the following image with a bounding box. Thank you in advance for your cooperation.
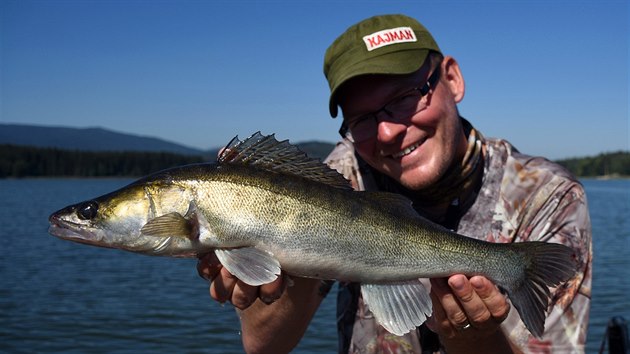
[338,57,468,191]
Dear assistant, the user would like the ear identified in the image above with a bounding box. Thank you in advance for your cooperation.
[441,56,465,103]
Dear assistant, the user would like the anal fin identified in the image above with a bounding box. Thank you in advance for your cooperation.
[361,280,432,336]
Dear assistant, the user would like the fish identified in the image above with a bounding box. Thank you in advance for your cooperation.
[48,132,577,338]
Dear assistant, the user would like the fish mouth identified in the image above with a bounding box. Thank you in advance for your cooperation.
[391,138,425,159]
[48,214,103,246]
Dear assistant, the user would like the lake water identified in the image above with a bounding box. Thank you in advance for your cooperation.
[1,178,628,353]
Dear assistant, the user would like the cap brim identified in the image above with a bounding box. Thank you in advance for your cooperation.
[329,49,430,117]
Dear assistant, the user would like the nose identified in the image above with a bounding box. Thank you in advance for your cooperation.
[376,118,407,144]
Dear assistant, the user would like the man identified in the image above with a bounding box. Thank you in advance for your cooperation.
[197,14,592,353]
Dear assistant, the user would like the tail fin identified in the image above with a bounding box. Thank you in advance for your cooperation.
[503,242,577,338]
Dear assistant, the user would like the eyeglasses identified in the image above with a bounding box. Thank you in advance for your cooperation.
[340,65,441,143]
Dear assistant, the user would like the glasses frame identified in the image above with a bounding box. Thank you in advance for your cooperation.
[339,65,441,142]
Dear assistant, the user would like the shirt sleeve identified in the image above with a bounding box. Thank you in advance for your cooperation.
[324,139,364,191]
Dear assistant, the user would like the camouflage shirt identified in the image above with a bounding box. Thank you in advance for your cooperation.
[324,133,592,354]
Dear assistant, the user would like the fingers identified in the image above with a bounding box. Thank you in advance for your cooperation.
[429,275,510,337]
[259,275,286,304]
[469,276,510,323]
[430,277,466,337]
[230,277,259,310]
[447,275,490,330]
[210,267,241,303]
[197,253,221,280]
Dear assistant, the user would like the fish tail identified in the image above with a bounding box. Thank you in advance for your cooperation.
[499,241,577,338]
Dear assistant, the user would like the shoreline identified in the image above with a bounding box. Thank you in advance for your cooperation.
[582,174,630,180]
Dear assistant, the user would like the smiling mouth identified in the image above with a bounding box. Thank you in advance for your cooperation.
[392,139,424,158]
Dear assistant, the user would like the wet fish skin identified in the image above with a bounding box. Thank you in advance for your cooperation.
[48,132,577,338]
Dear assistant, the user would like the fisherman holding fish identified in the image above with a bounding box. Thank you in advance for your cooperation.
[46,12,592,354]
[197,14,592,353]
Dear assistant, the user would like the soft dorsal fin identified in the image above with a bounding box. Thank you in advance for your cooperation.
[218,132,351,190]
[363,191,422,219]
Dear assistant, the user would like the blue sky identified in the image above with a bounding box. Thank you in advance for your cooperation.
[2,0,628,159]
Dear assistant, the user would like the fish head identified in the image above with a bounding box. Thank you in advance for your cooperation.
[48,180,195,255]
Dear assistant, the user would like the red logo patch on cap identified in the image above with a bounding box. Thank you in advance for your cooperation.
[362,26,417,52]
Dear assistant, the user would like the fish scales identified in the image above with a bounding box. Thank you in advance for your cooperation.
[159,163,521,284]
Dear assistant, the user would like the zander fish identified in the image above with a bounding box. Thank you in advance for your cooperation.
[48,132,577,337]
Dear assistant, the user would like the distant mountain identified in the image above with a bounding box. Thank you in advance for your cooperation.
[0,123,206,156]
[0,123,336,161]
[296,141,337,161]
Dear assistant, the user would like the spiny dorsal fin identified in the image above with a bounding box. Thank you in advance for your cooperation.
[219,132,351,190]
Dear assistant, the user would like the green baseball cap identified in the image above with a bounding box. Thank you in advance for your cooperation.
[324,14,441,117]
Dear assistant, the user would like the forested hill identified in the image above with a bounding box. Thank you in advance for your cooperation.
[0,123,206,156]
[1,144,627,178]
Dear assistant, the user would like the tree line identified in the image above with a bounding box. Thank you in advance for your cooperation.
[0,145,205,178]
[1,144,628,178]
[555,151,630,177]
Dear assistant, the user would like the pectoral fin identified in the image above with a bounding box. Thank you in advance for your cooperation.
[141,212,193,238]
[361,280,432,336]
[214,248,281,286]
[140,202,201,240]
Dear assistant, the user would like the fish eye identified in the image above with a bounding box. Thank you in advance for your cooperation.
[77,201,99,220]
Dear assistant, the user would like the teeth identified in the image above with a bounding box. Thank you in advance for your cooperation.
[392,142,421,158]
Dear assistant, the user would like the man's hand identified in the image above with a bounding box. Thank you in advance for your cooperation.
[197,252,324,353]
[196,252,286,310]
[427,275,511,341]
